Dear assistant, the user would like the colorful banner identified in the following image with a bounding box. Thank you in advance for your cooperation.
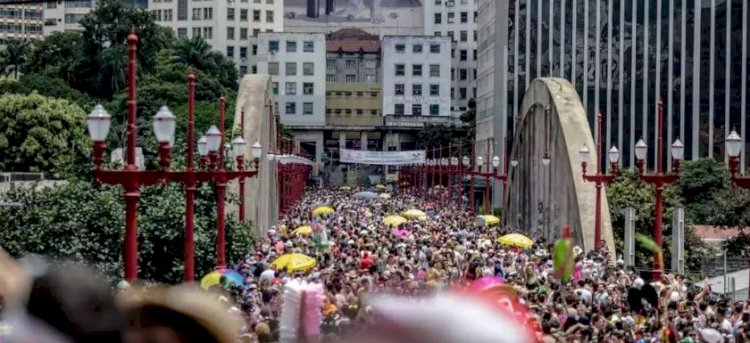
[340,149,426,165]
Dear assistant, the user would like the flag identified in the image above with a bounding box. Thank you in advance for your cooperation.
[635,233,664,273]
[553,225,574,281]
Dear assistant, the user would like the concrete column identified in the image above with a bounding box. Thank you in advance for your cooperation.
[395,133,401,151]
[360,131,368,150]
[339,132,346,150]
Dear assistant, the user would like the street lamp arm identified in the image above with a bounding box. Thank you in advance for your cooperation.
[94,170,166,187]
[638,174,679,186]
[582,174,617,183]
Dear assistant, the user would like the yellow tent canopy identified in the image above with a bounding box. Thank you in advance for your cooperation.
[312,206,335,216]
[383,215,408,227]
[402,209,426,219]
[478,215,501,226]
[292,225,312,235]
[497,233,533,249]
[271,253,317,273]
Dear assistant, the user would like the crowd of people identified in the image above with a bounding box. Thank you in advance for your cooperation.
[1,184,750,343]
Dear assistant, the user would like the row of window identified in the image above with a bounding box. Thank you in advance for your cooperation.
[394,84,442,97]
[326,74,377,83]
[393,64,442,78]
[150,9,174,21]
[325,91,379,97]
[434,0,472,5]
[278,82,316,95]
[394,43,442,54]
[267,62,315,76]
[185,26,213,39]
[326,108,379,115]
[433,11,477,25]
[433,29,477,43]
[452,48,476,61]
[226,8,273,22]
[0,24,42,33]
[0,9,43,19]
[268,40,315,53]
[326,59,378,69]
[284,102,314,115]
[225,46,248,59]
[394,104,441,116]
[191,7,213,20]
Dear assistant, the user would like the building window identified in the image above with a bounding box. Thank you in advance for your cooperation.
[412,44,422,53]
[412,64,422,77]
[227,8,234,20]
[226,46,234,57]
[285,62,297,75]
[303,41,314,52]
[303,82,314,95]
[285,82,296,95]
[366,74,376,82]
[239,65,247,75]
[326,74,336,82]
[395,64,405,76]
[287,41,296,52]
[269,40,279,52]
[178,0,187,20]
[303,103,313,115]
[365,60,376,68]
[268,62,279,75]
[459,68,467,80]
[253,29,260,36]
[447,31,454,41]
[447,12,454,23]
[239,47,247,58]
[345,59,356,68]
[412,84,422,96]
[266,10,273,22]
[430,84,439,96]
[430,44,440,53]
[240,28,248,40]
[460,49,467,61]
[303,62,314,76]
[394,104,404,115]
[253,10,260,21]
[177,28,187,38]
[459,87,467,99]
[192,8,201,20]
[357,109,363,115]
[429,64,440,77]
[430,104,439,115]
[460,30,467,42]
[327,59,335,68]
[412,104,422,116]
[395,44,405,53]
[272,82,278,94]
[252,65,257,73]
[267,0,273,3]
[47,1,56,8]
[434,31,441,36]
[345,74,356,82]
[252,44,257,55]
[227,27,235,40]
[285,102,296,114]
[460,11,467,23]
[192,27,201,37]
[204,7,212,19]
[240,9,247,20]
[395,84,404,95]
[434,13,441,24]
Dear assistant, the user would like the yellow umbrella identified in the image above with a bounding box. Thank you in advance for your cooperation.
[271,253,317,273]
[312,206,335,216]
[292,225,312,235]
[199,270,223,290]
[380,193,392,199]
[478,215,501,226]
[402,209,426,219]
[375,184,386,190]
[340,185,351,191]
[497,233,534,249]
[383,215,408,227]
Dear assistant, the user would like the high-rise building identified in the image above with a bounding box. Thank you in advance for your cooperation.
[149,0,284,75]
[423,0,477,116]
[42,0,95,35]
[0,3,43,44]
[479,0,750,170]
[256,32,326,161]
[381,35,452,117]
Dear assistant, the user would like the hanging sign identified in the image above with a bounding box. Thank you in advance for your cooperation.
[340,149,426,165]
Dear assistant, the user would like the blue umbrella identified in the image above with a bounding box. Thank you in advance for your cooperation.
[352,191,380,200]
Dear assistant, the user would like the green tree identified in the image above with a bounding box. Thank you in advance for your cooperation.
[0,93,89,175]
[0,39,29,78]
[24,31,85,84]
[172,37,238,90]
[0,181,253,283]
[675,158,730,223]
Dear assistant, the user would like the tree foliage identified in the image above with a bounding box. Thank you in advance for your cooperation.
[675,158,731,224]
[0,181,254,283]
[0,93,89,175]
[0,39,29,78]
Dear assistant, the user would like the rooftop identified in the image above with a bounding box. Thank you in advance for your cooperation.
[326,28,381,53]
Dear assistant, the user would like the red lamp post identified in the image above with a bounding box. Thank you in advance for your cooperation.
[634,98,684,280]
[578,113,620,251]
[469,138,509,215]
[724,129,750,295]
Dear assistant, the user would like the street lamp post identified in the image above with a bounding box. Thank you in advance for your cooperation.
[634,98,684,280]
[724,129,750,295]
[579,113,620,251]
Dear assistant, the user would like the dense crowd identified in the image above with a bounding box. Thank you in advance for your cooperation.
[2,185,750,342]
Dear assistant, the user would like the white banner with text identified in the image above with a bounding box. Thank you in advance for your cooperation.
[340,149,426,165]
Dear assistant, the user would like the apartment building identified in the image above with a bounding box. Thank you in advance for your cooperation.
[0,3,43,44]
[42,0,94,35]
[423,0,477,115]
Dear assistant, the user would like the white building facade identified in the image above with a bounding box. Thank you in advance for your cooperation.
[423,0,478,116]
[381,35,452,117]
[149,0,283,75]
[42,0,94,35]
[0,3,43,44]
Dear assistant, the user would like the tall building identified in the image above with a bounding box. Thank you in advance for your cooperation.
[381,35,452,117]
[256,32,326,161]
[0,3,43,44]
[479,0,750,170]
[423,0,478,116]
[42,0,94,35]
[149,0,283,74]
